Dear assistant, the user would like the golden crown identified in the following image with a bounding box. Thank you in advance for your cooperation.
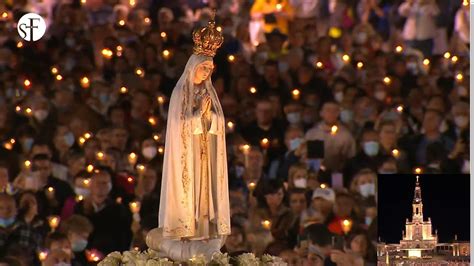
[192,10,224,57]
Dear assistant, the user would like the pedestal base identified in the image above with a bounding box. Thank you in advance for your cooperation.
[145,228,226,262]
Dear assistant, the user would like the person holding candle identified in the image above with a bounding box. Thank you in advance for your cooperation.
[72,168,132,255]
[300,187,335,228]
[60,214,94,265]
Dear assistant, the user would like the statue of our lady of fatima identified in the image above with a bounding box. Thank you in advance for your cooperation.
[146,11,231,262]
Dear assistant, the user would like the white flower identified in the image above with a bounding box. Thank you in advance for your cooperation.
[260,254,287,266]
[210,251,231,266]
[236,253,260,266]
[98,252,122,266]
[189,254,206,265]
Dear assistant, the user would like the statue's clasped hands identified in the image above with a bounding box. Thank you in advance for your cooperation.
[201,95,212,118]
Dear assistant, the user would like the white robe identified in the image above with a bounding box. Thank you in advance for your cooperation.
[158,54,230,240]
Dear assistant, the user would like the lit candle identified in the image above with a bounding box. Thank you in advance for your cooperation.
[118,19,125,26]
[315,61,323,69]
[38,250,48,262]
[101,48,113,59]
[17,41,23,48]
[153,134,160,141]
[81,0,86,4]
[129,0,136,6]
[443,52,451,59]
[216,26,222,32]
[396,105,404,113]
[148,116,157,126]
[227,55,235,63]
[162,50,171,60]
[241,144,250,167]
[78,137,86,146]
[341,219,352,234]
[135,68,145,78]
[260,138,270,150]
[23,79,31,88]
[392,149,399,158]
[116,45,123,53]
[136,164,146,176]
[342,54,350,63]
[46,186,55,199]
[56,74,63,81]
[249,86,257,94]
[128,153,138,165]
[356,62,364,69]
[127,176,134,183]
[133,246,140,251]
[160,32,167,40]
[96,151,105,160]
[261,220,272,230]
[414,167,422,174]
[84,132,92,139]
[158,146,164,154]
[24,160,31,170]
[275,3,282,11]
[451,56,459,63]
[48,215,60,232]
[76,195,84,202]
[86,250,102,262]
[422,59,430,66]
[320,183,327,189]
[51,67,58,74]
[15,106,21,113]
[144,17,151,25]
[116,197,123,204]
[331,125,338,135]
[129,201,141,214]
[83,178,91,187]
[292,89,300,100]
[227,121,235,132]
[86,164,94,173]
[1,12,8,19]
[248,181,256,192]
[395,45,403,53]
[383,76,391,85]
[25,108,32,116]
[455,73,463,82]
[120,86,128,94]
[157,96,165,105]
[80,76,90,89]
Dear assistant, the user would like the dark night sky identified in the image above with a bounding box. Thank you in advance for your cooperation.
[378,174,470,244]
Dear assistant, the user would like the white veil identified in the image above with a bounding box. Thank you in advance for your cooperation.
[158,54,230,239]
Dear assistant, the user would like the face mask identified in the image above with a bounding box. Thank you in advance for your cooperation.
[65,38,75,47]
[365,216,373,226]
[293,178,307,188]
[286,112,301,124]
[289,138,303,151]
[355,32,368,44]
[278,61,289,73]
[99,93,110,105]
[63,132,75,147]
[0,217,15,228]
[439,120,448,133]
[457,86,468,97]
[359,183,375,198]
[54,263,71,266]
[340,109,353,123]
[71,238,88,252]
[306,159,321,171]
[374,91,386,101]
[22,137,34,153]
[363,141,379,157]
[406,62,418,74]
[34,110,49,121]
[334,91,344,103]
[454,115,469,128]
[379,169,396,174]
[235,166,245,177]
[74,187,90,197]
[303,115,313,124]
[142,146,157,160]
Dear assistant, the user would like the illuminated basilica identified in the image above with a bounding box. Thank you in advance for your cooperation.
[377,176,470,265]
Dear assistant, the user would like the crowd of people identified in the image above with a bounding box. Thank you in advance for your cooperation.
[0,0,470,265]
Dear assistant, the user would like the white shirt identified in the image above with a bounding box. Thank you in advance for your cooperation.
[399,2,440,41]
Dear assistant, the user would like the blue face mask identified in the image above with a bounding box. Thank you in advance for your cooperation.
[22,137,34,153]
[289,138,303,151]
[235,166,245,178]
[365,216,373,226]
[63,132,75,147]
[0,217,15,228]
[286,112,301,124]
[99,93,110,104]
[71,238,88,252]
[306,159,321,171]
[340,109,353,123]
[363,141,379,157]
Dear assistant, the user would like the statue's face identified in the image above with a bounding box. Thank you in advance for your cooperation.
[194,60,214,84]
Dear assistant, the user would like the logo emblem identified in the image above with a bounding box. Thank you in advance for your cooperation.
[17,13,46,42]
